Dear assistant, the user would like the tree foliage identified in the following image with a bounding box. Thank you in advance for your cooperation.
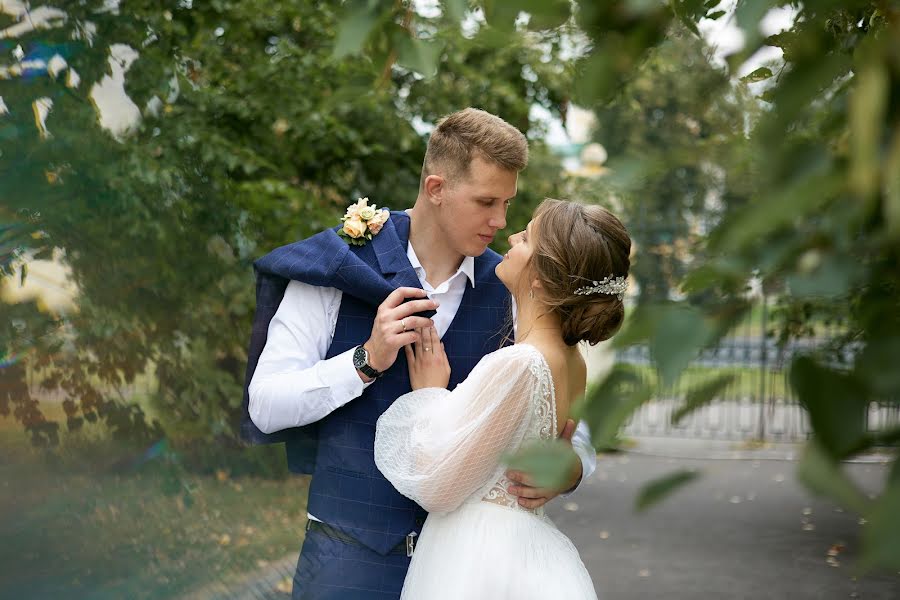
[589,29,759,302]
[2,0,898,571]
[337,0,900,570]
[1,1,568,450]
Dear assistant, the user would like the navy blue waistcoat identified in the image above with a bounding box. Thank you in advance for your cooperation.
[241,211,512,555]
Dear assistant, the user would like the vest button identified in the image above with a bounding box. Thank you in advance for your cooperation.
[415,517,425,527]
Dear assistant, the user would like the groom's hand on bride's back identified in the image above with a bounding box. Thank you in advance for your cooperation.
[364,287,439,375]
[505,419,583,510]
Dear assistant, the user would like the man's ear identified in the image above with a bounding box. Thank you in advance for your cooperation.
[423,174,444,204]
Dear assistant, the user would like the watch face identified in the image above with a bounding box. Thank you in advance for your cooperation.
[353,346,367,369]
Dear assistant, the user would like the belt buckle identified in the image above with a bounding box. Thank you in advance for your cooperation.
[406,532,418,557]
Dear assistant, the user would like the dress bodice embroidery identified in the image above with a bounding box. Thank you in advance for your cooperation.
[477,346,557,516]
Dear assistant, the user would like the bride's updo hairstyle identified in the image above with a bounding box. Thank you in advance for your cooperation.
[529,199,631,346]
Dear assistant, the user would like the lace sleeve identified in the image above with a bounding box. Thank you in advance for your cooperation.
[374,345,543,514]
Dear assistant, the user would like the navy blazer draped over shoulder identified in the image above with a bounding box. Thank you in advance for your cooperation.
[240,210,511,555]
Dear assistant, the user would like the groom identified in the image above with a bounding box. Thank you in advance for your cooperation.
[241,108,596,599]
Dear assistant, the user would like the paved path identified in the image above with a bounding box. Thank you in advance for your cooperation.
[546,450,899,600]
[214,443,899,600]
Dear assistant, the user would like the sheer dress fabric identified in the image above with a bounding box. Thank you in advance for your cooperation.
[375,344,599,599]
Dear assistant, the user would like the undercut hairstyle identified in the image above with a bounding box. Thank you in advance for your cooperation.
[421,108,529,187]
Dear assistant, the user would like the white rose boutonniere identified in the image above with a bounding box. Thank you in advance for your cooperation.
[367,209,390,235]
[339,197,390,246]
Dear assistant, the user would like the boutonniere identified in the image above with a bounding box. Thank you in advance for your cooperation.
[339,197,390,246]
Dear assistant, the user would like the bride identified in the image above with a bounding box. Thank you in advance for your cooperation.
[374,199,631,599]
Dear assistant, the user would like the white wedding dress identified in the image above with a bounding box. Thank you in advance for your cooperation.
[374,343,599,599]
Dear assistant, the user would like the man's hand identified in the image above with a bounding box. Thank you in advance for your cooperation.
[361,287,438,379]
[505,418,582,510]
[405,326,451,390]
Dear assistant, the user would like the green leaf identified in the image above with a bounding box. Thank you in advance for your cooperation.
[442,0,468,22]
[482,0,571,30]
[790,356,869,459]
[710,169,841,253]
[861,482,900,570]
[671,0,705,35]
[392,31,444,78]
[765,51,852,133]
[671,373,735,424]
[504,440,580,490]
[849,62,888,198]
[614,304,717,386]
[705,9,726,20]
[573,41,627,106]
[526,0,572,30]
[883,127,900,238]
[636,469,700,511]
[725,38,767,76]
[759,88,776,103]
[797,441,870,514]
[333,3,382,59]
[733,0,774,49]
[481,0,521,30]
[786,251,858,299]
[652,308,715,386]
[573,364,653,449]
[624,0,666,16]
[680,262,747,295]
[740,66,773,83]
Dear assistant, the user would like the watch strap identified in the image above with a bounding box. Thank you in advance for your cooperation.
[354,345,382,378]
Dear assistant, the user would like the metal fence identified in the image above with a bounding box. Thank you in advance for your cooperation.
[615,299,900,443]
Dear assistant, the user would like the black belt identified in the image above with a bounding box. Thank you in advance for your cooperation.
[306,520,418,557]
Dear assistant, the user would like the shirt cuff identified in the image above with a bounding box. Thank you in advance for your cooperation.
[561,438,597,497]
[317,346,374,408]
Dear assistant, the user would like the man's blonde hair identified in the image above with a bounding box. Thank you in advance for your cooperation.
[421,108,529,187]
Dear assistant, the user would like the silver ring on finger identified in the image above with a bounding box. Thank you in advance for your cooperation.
[400,318,407,332]
[424,346,431,352]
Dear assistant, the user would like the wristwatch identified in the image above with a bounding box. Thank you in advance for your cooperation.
[352,345,383,379]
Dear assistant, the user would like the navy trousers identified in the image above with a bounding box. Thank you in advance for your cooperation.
[292,526,412,599]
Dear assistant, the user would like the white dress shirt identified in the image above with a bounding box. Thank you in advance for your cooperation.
[248,240,596,523]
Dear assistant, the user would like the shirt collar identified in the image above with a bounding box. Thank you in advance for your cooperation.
[406,241,476,288]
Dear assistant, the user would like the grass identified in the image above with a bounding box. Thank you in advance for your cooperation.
[0,417,309,599]
[621,301,848,341]
[629,363,794,402]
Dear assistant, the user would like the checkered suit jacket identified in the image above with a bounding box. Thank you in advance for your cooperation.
[240,211,512,554]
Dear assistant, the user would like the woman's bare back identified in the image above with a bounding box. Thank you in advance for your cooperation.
[525,341,586,436]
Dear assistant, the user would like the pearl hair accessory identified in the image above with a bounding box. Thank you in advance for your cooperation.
[573,275,627,300]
